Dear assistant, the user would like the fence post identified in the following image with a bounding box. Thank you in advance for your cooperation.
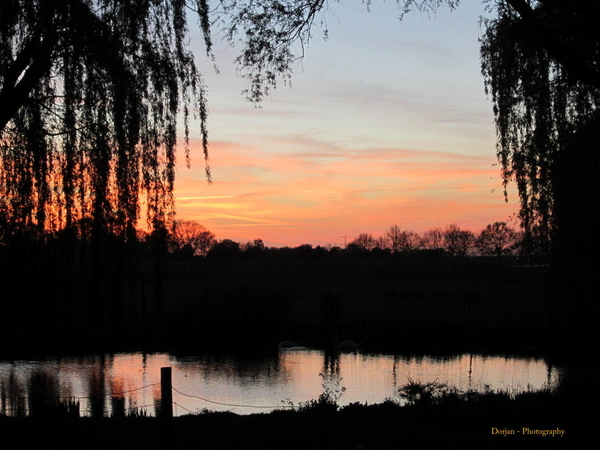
[160,367,173,419]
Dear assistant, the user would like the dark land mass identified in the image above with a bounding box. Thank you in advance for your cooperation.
[0,383,591,449]
[0,255,581,360]
[1,254,594,448]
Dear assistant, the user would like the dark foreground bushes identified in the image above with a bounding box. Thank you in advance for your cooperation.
[0,380,590,450]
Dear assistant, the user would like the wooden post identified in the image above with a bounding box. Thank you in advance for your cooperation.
[160,367,173,419]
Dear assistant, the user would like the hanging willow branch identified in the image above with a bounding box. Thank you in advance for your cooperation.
[213,0,460,104]
[480,1,600,250]
[1,0,465,239]
[0,0,213,237]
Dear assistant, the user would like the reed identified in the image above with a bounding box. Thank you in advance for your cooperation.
[297,373,346,414]
[392,378,559,411]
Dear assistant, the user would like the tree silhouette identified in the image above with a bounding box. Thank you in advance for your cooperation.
[206,238,242,261]
[443,224,474,258]
[386,224,403,254]
[0,1,213,238]
[217,0,599,264]
[476,222,516,259]
[0,1,216,331]
[480,1,600,255]
[480,1,600,335]
[241,238,268,260]
[170,220,216,257]
[350,233,377,251]
[215,0,460,104]
[397,230,421,255]
[3,0,597,341]
[421,227,444,251]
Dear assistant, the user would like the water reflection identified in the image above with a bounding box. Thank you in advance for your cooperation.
[0,350,564,417]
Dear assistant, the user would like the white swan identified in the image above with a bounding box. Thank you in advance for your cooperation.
[333,332,361,350]
[337,340,360,350]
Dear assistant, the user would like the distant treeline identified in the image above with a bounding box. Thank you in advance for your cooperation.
[0,217,570,356]
[165,220,548,264]
[0,212,551,262]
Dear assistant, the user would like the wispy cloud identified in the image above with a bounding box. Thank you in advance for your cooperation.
[174,2,516,247]
[176,195,235,200]
[174,134,516,247]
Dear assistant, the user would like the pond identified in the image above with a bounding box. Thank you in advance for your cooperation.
[0,349,564,417]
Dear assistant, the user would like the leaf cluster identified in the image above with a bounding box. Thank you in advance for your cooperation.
[480,1,600,247]
[214,0,460,104]
[0,0,213,237]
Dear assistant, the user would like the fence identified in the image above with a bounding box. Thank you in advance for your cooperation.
[0,367,294,418]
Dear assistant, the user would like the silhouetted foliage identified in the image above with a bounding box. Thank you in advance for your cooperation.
[214,0,460,104]
[476,222,517,259]
[0,1,219,332]
[170,220,216,257]
[480,0,600,336]
[421,227,444,251]
[480,0,600,257]
[386,224,403,254]
[397,230,422,255]
[206,239,242,261]
[240,238,268,261]
[349,233,377,251]
[217,0,598,269]
[443,224,474,258]
[0,1,212,238]
[5,0,595,352]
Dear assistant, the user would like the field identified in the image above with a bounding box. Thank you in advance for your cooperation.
[3,254,571,358]
[158,256,565,355]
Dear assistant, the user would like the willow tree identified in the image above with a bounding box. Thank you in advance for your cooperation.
[480,1,600,257]
[0,1,216,331]
[481,1,600,334]
[0,0,212,241]
[0,0,461,240]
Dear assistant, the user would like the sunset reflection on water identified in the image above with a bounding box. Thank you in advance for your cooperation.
[0,350,562,417]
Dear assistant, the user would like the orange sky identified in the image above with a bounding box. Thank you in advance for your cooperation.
[172,2,518,247]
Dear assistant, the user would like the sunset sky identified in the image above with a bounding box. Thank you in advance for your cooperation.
[174,1,518,248]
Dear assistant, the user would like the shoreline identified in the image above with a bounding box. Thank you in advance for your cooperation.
[0,388,587,449]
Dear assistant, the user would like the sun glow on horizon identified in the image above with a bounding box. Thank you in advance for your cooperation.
[172,2,518,248]
[174,137,517,247]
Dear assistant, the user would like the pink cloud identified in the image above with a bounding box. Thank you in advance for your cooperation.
[173,131,517,247]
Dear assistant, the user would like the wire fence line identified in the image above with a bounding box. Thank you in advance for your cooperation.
[172,386,290,410]
[1,372,297,417]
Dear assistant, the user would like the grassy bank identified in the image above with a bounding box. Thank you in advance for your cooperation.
[0,379,588,449]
